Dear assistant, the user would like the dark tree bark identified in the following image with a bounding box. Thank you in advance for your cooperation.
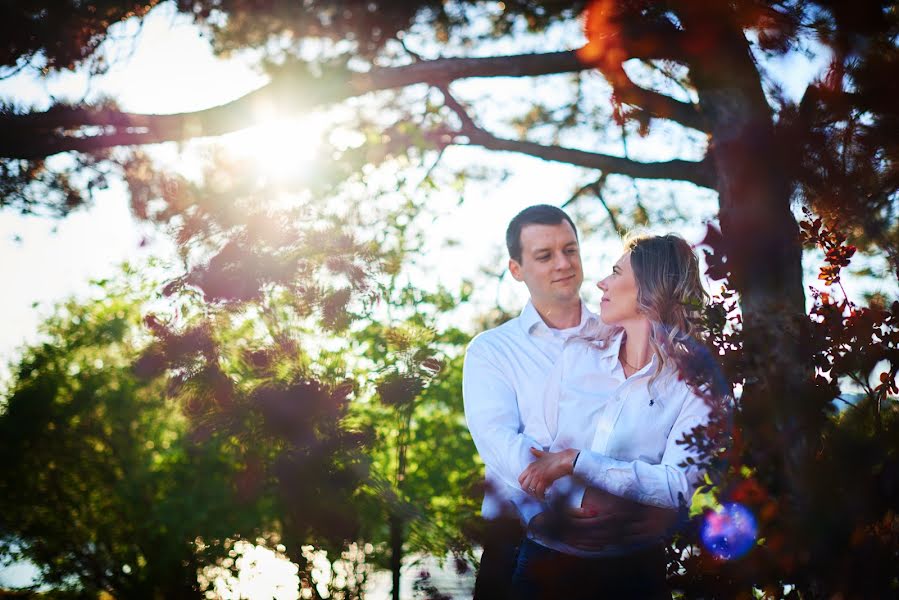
[683,8,805,323]
[678,4,813,511]
[389,513,403,600]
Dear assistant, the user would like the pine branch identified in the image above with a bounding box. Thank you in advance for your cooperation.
[1,46,703,160]
[457,129,715,189]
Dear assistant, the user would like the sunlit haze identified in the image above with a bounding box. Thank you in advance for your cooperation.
[223,116,326,180]
[1,2,896,595]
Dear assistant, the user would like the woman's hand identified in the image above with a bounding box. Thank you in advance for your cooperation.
[518,447,579,500]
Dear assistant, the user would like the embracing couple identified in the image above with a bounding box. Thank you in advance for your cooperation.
[463,205,714,599]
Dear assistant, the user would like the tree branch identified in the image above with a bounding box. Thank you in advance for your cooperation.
[0,45,701,160]
[561,174,626,237]
[435,82,713,188]
[561,175,606,209]
[605,63,706,131]
[594,182,626,237]
[437,81,715,188]
[436,85,480,133]
[0,49,589,160]
[457,129,716,189]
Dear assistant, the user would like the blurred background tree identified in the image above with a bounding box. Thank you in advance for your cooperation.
[0,272,274,598]
[1,1,897,598]
[341,209,482,598]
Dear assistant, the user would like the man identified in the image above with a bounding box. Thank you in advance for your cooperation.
[463,205,674,598]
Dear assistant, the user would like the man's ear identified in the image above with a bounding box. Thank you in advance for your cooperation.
[509,258,524,282]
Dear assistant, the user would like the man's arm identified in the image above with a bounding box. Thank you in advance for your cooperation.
[558,487,680,550]
[519,392,710,508]
[463,342,551,523]
[463,343,544,489]
[558,389,710,551]
[515,446,685,548]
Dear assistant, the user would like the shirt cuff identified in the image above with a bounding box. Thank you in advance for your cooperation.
[545,475,587,510]
[572,450,611,488]
[513,494,544,527]
[567,482,587,510]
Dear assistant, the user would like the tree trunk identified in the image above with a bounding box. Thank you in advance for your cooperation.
[389,513,403,600]
[683,6,811,492]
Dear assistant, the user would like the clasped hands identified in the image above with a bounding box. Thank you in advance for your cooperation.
[518,447,678,551]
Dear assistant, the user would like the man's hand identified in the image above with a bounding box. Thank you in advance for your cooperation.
[518,448,578,500]
[560,487,679,552]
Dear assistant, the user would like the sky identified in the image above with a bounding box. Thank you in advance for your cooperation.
[0,3,715,370]
[0,4,623,372]
[1,1,894,594]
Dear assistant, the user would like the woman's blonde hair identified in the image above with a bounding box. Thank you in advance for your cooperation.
[594,233,708,388]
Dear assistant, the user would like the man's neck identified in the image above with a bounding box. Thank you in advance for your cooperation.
[533,299,582,330]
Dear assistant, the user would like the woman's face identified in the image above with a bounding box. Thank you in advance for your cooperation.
[597,251,642,326]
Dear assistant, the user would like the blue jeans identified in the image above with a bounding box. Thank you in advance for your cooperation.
[511,538,670,600]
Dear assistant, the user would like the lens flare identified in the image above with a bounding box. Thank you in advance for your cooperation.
[700,502,758,560]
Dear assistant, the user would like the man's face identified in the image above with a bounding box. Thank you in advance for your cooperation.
[509,221,583,307]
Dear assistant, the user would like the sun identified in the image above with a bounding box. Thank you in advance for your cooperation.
[219,109,328,180]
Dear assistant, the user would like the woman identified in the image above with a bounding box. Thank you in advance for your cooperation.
[512,233,716,599]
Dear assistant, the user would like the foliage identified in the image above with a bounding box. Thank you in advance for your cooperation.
[131,166,490,596]
[295,199,486,597]
[0,275,271,598]
[667,215,899,598]
[348,300,481,559]
[2,144,488,596]
[0,258,485,598]
[1,1,898,597]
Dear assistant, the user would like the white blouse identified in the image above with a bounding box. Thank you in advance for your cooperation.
[529,330,712,555]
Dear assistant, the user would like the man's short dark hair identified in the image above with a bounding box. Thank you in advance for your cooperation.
[506,204,579,264]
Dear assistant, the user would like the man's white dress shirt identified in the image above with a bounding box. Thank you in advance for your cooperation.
[462,300,600,525]
[531,329,712,556]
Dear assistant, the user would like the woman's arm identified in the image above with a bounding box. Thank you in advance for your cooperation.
[520,454,681,550]
[518,447,579,500]
[520,389,710,509]
[571,390,710,509]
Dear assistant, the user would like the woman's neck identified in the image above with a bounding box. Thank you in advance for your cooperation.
[620,319,652,370]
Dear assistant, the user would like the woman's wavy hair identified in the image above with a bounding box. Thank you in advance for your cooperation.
[591,233,709,391]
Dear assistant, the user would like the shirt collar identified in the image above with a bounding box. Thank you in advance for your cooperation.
[519,299,599,335]
[518,300,544,334]
[594,327,625,360]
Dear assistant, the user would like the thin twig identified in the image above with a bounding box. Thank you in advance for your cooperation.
[417,147,446,190]
[399,38,425,63]
[561,174,625,237]
[437,84,480,134]
[638,59,694,101]
[0,56,34,80]
[595,180,626,237]
[561,178,602,209]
